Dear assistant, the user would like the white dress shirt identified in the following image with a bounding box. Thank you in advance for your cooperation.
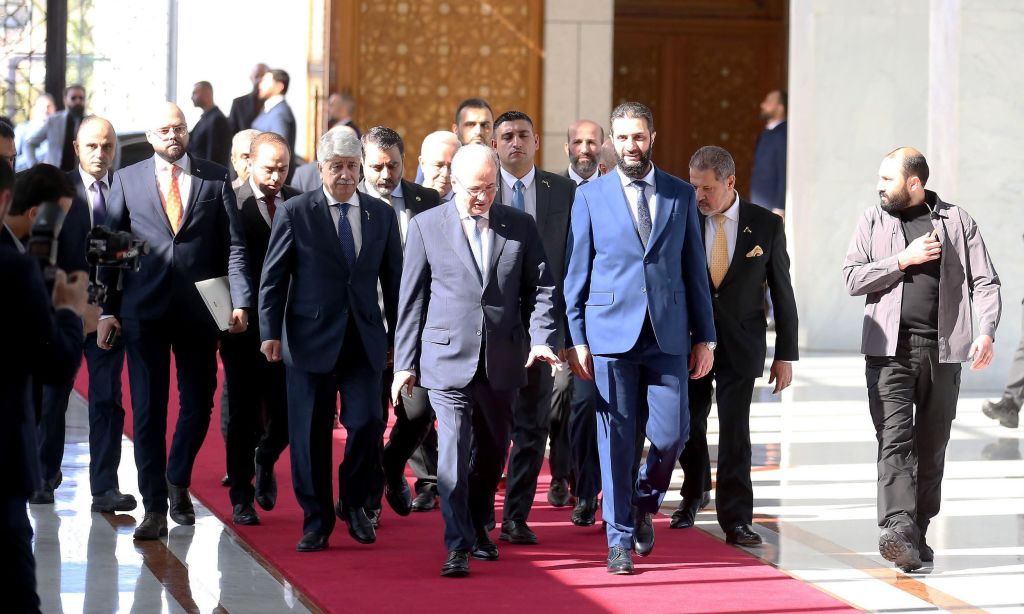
[567,165,599,185]
[263,95,285,113]
[455,200,491,280]
[248,177,279,227]
[78,167,109,228]
[616,164,657,227]
[154,154,192,213]
[500,166,537,219]
[323,187,362,256]
[364,179,409,242]
[2,224,25,253]
[704,190,740,266]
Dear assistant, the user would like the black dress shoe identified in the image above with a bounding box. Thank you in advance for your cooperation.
[632,508,654,557]
[669,491,710,529]
[232,503,261,526]
[982,398,1020,428]
[411,489,437,512]
[296,532,329,552]
[92,489,138,512]
[725,524,763,546]
[384,472,412,517]
[879,527,922,572]
[167,481,195,525]
[29,488,55,505]
[441,550,470,577]
[254,457,278,511]
[499,519,538,545]
[367,507,381,529]
[133,513,168,540]
[221,473,231,487]
[607,546,634,574]
[472,528,499,561]
[572,497,599,527]
[336,502,376,544]
[547,478,572,507]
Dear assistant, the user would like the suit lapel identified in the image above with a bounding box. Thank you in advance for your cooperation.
[645,169,676,255]
[493,175,506,207]
[719,201,754,289]
[486,205,509,284]
[354,192,376,266]
[603,173,644,249]
[442,203,484,286]
[139,158,175,236]
[312,190,347,267]
[178,157,204,232]
[534,170,550,237]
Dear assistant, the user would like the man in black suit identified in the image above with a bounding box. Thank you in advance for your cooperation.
[357,126,441,524]
[490,110,576,545]
[0,159,89,612]
[228,63,268,135]
[750,90,787,218]
[220,131,299,526]
[670,146,798,545]
[189,81,231,169]
[97,102,252,541]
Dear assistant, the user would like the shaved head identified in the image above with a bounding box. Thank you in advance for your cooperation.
[885,146,929,186]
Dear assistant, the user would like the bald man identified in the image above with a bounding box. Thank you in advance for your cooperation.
[844,147,1001,573]
[97,102,252,540]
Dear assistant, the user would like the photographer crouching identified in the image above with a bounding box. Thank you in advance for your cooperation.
[0,162,92,611]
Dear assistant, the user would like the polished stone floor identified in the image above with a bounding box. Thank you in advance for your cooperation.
[30,348,1024,613]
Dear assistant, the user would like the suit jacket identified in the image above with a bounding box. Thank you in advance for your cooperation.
[750,121,787,211]
[24,109,77,167]
[357,179,442,225]
[259,189,403,374]
[0,246,84,495]
[251,100,297,157]
[564,167,716,355]
[291,161,322,192]
[57,169,111,273]
[394,201,557,391]
[701,199,798,377]
[228,91,260,135]
[103,155,252,326]
[494,168,575,344]
[189,106,231,169]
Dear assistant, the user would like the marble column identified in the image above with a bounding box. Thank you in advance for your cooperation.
[540,0,614,173]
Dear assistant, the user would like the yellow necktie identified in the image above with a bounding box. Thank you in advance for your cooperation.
[709,214,729,288]
[162,165,183,233]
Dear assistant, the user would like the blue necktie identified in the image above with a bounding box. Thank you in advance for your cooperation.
[632,180,652,247]
[512,180,525,211]
[470,215,485,278]
[91,181,107,227]
[336,203,356,267]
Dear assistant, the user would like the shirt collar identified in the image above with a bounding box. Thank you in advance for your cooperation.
[263,95,285,112]
[3,224,25,253]
[154,153,190,176]
[767,119,785,131]
[323,186,360,208]
[78,167,108,192]
[567,165,598,185]
[248,177,276,202]
[616,164,656,190]
[454,199,490,221]
[721,190,740,221]
[500,165,535,191]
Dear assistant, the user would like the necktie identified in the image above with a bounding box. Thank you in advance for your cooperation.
[162,165,183,233]
[709,214,729,288]
[336,202,357,267]
[579,179,588,185]
[91,181,107,227]
[470,215,486,278]
[632,180,652,247]
[512,180,525,211]
[265,193,276,223]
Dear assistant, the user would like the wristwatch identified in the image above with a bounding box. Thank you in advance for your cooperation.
[701,341,717,351]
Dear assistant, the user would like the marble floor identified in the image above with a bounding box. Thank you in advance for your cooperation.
[30,348,1024,613]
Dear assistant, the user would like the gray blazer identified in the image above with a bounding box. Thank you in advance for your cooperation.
[393,201,557,391]
[24,109,74,167]
[843,191,1001,362]
[290,161,321,192]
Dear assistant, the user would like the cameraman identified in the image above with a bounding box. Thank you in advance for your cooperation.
[0,158,90,612]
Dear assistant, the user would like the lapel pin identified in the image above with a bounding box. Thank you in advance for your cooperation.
[541,179,550,188]
[415,196,422,201]
[743,226,752,234]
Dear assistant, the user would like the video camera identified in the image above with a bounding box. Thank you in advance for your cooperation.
[85,225,149,305]
[26,201,65,293]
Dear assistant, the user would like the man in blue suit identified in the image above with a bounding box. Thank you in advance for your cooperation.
[392,143,560,578]
[97,102,252,541]
[749,90,787,217]
[251,69,296,175]
[564,102,716,574]
[259,128,403,553]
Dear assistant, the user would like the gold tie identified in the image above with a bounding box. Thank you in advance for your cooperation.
[709,214,729,288]
[162,165,183,233]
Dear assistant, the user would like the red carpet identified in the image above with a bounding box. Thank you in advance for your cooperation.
[74,358,857,613]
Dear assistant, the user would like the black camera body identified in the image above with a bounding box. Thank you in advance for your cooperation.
[26,201,66,293]
[86,226,149,305]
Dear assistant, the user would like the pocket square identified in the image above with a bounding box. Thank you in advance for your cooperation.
[746,246,764,258]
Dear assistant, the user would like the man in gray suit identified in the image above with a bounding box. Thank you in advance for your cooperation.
[489,110,576,545]
[392,144,560,578]
[24,84,87,170]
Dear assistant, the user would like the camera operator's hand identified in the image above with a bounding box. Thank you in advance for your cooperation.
[228,308,248,334]
[52,270,90,317]
[261,340,282,362]
[97,317,121,350]
[82,304,101,335]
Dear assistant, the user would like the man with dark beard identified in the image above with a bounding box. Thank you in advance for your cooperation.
[24,84,87,170]
[843,147,1001,573]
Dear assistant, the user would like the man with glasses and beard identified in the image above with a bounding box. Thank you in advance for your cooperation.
[563,102,716,574]
[97,102,252,541]
[843,147,1001,573]
[24,84,88,170]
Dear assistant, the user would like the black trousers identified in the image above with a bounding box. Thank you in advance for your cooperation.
[220,327,289,506]
[503,362,554,523]
[679,362,755,530]
[366,371,435,511]
[0,494,39,613]
[568,374,602,499]
[866,335,960,536]
[999,308,1024,409]
[547,366,573,483]
[83,333,128,496]
[409,427,439,495]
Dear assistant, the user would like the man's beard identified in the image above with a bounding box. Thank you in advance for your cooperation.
[616,145,653,180]
[570,152,597,177]
[879,186,911,214]
[68,105,85,117]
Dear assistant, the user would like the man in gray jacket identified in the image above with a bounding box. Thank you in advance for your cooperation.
[843,147,1001,573]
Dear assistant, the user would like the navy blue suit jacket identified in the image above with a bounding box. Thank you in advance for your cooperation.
[564,168,715,355]
[259,189,403,374]
[189,106,231,169]
[57,169,108,274]
[393,202,558,391]
[251,101,297,158]
[749,121,787,211]
[103,155,252,325]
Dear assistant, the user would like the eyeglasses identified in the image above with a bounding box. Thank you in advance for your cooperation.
[152,125,188,138]
[463,184,497,200]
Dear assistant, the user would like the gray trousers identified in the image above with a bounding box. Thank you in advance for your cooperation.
[999,307,1024,409]
[865,334,961,537]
